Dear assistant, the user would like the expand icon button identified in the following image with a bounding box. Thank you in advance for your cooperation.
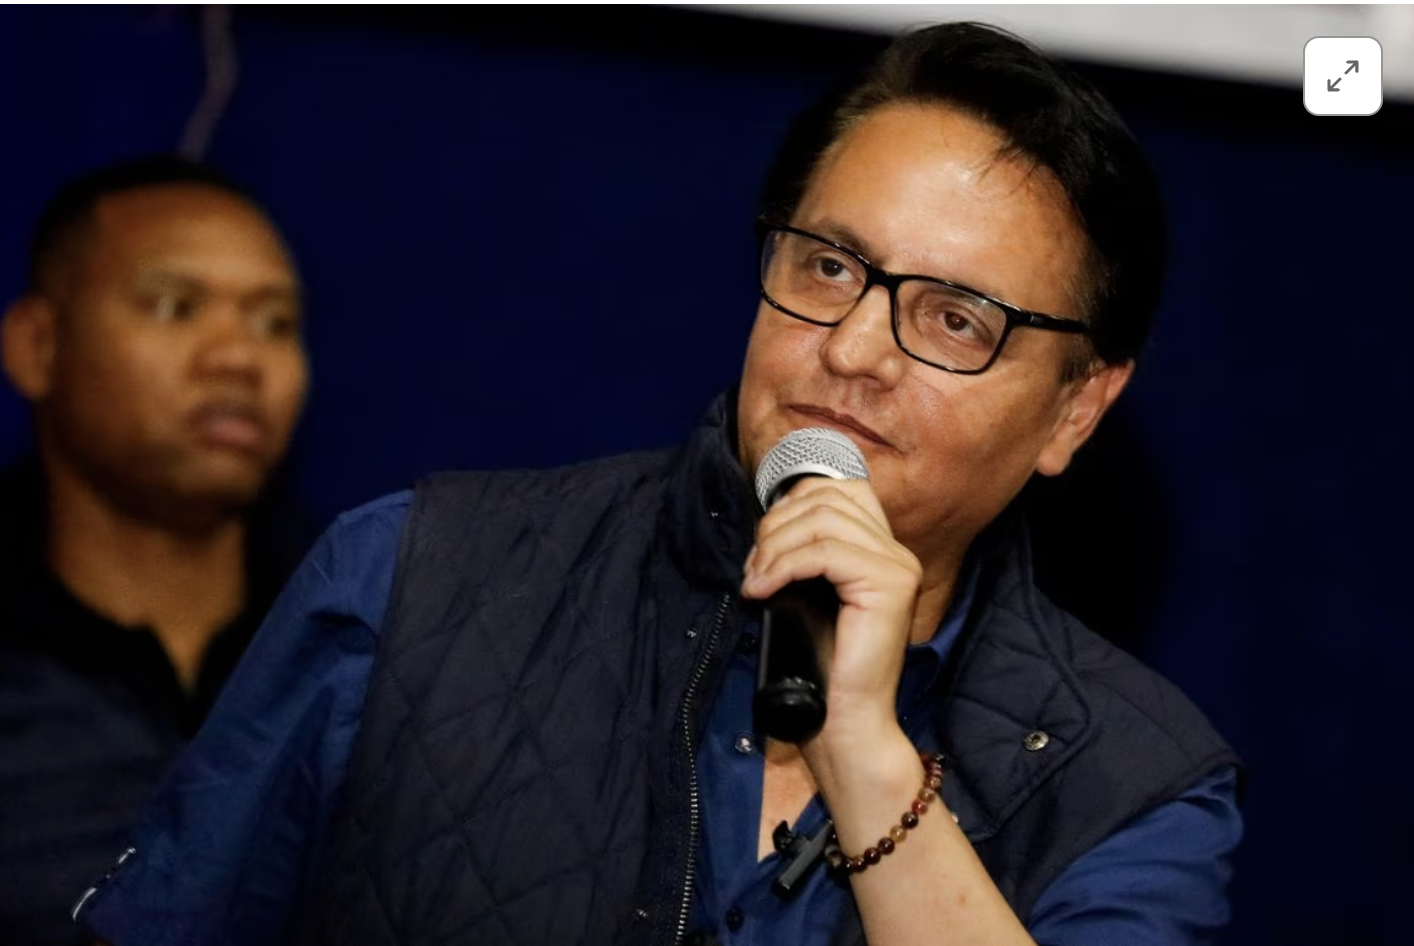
[1304,37,1383,116]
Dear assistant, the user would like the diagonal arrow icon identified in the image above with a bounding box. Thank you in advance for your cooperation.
[1303,38,1381,115]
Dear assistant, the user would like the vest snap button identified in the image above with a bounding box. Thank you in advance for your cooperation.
[1023,730,1050,751]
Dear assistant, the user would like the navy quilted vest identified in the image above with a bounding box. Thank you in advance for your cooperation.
[310,395,1237,946]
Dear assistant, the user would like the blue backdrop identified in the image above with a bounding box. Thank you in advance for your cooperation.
[2,7,1409,944]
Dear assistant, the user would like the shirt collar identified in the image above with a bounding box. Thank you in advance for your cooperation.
[898,555,982,722]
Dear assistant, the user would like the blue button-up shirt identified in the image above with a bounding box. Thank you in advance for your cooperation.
[691,592,969,944]
[80,492,1241,946]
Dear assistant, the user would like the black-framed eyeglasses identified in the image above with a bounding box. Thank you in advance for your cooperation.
[757,222,1089,375]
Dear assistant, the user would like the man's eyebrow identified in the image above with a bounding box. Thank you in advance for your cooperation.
[243,284,302,304]
[805,220,1009,300]
[807,221,878,261]
[135,267,301,301]
[133,268,203,290]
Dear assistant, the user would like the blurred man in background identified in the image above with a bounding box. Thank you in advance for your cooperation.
[0,157,310,946]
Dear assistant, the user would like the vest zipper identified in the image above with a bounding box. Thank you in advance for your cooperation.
[673,592,732,946]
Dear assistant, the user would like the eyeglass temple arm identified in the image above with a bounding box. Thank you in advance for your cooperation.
[1020,310,1089,334]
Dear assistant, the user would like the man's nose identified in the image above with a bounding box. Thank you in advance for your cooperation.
[195,305,262,379]
[819,284,906,387]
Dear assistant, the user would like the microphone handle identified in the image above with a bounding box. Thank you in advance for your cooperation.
[754,576,838,743]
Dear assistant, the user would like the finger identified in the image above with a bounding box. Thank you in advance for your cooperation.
[745,517,919,599]
[757,501,887,566]
[752,502,897,582]
[761,478,890,539]
[743,536,919,604]
[749,500,917,602]
[772,476,889,527]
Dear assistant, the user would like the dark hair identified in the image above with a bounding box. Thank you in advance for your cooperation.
[760,22,1167,371]
[27,155,265,295]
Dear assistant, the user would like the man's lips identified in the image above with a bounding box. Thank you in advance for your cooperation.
[189,402,267,453]
[787,404,891,448]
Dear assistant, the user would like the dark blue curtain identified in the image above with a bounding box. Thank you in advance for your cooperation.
[2,8,1409,944]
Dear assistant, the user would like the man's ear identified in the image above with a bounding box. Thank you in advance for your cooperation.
[1036,359,1134,477]
[2,296,59,402]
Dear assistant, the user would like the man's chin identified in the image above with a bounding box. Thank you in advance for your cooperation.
[163,459,273,518]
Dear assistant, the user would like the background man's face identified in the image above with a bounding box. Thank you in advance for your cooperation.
[41,183,309,518]
[737,103,1105,565]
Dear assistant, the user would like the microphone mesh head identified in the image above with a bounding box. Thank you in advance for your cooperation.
[755,427,869,510]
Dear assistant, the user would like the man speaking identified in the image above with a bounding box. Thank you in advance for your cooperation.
[78,22,1240,946]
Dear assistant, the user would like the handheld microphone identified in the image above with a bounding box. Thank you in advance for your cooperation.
[752,427,869,743]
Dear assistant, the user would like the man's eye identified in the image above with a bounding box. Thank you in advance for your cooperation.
[910,292,1000,353]
[152,295,195,322]
[942,310,977,337]
[811,255,855,281]
[253,310,300,339]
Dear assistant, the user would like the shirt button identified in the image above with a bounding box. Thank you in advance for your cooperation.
[725,906,745,931]
[1023,730,1050,751]
[734,733,756,754]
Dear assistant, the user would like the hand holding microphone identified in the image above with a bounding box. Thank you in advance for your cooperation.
[745,428,922,744]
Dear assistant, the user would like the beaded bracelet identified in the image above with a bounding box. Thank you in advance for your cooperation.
[825,751,950,876]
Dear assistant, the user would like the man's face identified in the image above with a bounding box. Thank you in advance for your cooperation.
[738,103,1125,569]
[40,183,309,518]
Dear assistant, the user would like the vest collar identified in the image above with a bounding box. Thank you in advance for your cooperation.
[663,389,757,593]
